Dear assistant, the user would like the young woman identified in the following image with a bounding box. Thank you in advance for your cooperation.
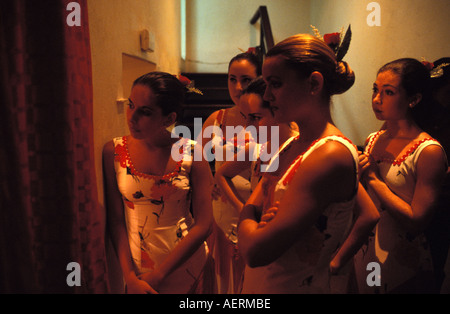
[238,34,379,294]
[354,58,448,293]
[103,72,214,294]
[215,76,298,212]
[199,52,260,294]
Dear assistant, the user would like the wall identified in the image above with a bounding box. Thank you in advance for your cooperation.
[87,0,182,292]
[184,0,311,73]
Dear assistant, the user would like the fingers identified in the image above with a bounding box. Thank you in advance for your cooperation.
[358,152,372,176]
[146,285,159,294]
[257,201,279,228]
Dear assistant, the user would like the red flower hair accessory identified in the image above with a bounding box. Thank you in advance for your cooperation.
[177,74,203,95]
[311,24,352,61]
[421,59,435,71]
[324,33,341,49]
[246,47,258,55]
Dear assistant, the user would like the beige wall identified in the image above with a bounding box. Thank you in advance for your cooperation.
[184,0,311,73]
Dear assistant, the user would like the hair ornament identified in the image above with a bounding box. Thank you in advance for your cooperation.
[421,57,450,78]
[431,63,449,79]
[311,24,352,62]
[237,46,261,57]
[421,58,435,71]
[177,75,203,95]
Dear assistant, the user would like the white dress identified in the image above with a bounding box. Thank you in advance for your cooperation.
[241,135,359,294]
[113,136,212,294]
[354,130,446,293]
[209,109,252,294]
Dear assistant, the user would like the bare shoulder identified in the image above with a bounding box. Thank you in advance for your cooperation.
[417,142,447,173]
[290,139,356,202]
[102,140,115,159]
[308,139,355,169]
[202,109,222,129]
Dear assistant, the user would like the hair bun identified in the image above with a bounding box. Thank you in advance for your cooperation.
[330,61,355,95]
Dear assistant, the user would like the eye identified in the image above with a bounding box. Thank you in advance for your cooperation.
[385,90,394,96]
[372,86,378,94]
[127,101,135,109]
[270,81,281,89]
[229,77,237,83]
[242,78,252,85]
[138,108,152,116]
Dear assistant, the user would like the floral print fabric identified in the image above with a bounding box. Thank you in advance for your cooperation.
[113,136,210,293]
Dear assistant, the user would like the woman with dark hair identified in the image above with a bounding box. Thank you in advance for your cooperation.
[199,52,260,294]
[238,34,379,294]
[354,58,448,293]
[215,76,298,216]
[103,72,214,294]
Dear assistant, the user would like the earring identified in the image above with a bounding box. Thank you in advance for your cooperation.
[409,102,417,108]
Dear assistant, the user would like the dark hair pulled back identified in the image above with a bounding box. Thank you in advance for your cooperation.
[132,71,185,119]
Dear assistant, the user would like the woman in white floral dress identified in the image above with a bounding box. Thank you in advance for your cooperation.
[354,58,448,293]
[103,72,215,294]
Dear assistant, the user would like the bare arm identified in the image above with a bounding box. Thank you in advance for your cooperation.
[102,141,157,294]
[239,142,356,267]
[196,110,220,149]
[363,144,446,234]
[141,145,214,290]
[215,143,253,212]
[330,183,380,273]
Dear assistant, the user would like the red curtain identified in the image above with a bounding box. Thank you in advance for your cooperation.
[0,0,108,293]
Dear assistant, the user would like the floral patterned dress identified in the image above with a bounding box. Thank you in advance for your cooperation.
[241,135,359,294]
[353,130,447,293]
[113,136,212,294]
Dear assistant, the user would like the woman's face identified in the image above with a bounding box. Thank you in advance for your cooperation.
[433,81,450,108]
[126,84,168,140]
[228,59,258,106]
[262,55,311,124]
[372,70,410,121]
[239,93,277,142]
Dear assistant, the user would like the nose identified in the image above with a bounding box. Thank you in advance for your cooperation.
[372,91,382,105]
[129,109,140,125]
[263,86,273,102]
[236,81,244,93]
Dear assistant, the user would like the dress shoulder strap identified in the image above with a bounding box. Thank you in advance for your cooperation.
[280,135,359,191]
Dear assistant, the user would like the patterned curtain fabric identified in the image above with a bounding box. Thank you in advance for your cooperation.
[0,0,108,293]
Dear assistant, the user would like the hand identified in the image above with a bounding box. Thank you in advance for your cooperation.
[139,270,163,294]
[358,152,372,179]
[258,201,279,228]
[329,258,341,275]
[126,275,158,294]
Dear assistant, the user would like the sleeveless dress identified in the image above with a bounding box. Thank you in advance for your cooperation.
[209,109,253,294]
[241,135,359,294]
[113,136,213,294]
[353,131,447,293]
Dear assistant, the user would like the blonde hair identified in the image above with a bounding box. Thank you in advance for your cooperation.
[266,34,355,100]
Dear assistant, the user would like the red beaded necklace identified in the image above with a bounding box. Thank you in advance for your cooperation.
[119,136,183,180]
[366,131,435,166]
